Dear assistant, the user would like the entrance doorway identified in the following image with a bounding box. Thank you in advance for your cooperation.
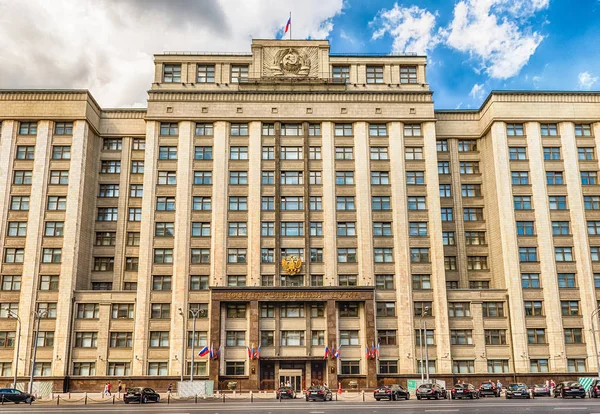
[279,369,303,392]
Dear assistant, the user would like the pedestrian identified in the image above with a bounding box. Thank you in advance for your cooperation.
[168,383,173,394]
[496,379,502,394]
[107,382,112,396]
[545,379,549,388]
[103,383,109,397]
[550,379,556,391]
[118,380,122,395]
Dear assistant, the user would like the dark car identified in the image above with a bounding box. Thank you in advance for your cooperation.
[478,382,501,397]
[0,389,35,404]
[416,383,447,400]
[276,386,296,399]
[588,379,600,398]
[554,381,586,399]
[305,386,333,402]
[123,387,161,404]
[505,383,532,399]
[374,385,410,401]
[451,383,479,400]
[532,384,551,397]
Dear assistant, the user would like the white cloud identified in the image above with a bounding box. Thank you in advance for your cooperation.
[578,71,599,90]
[371,4,441,55]
[444,0,546,79]
[0,0,344,107]
[469,83,486,100]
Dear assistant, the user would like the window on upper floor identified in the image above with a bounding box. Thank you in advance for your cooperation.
[575,124,592,137]
[400,66,417,84]
[163,64,181,83]
[506,123,524,136]
[230,65,248,83]
[366,66,384,84]
[197,64,215,83]
[332,65,350,83]
[540,123,558,136]
[54,122,73,135]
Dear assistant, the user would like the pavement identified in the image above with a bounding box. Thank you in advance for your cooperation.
[2,397,600,413]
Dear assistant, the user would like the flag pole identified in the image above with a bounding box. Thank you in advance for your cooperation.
[289,11,292,40]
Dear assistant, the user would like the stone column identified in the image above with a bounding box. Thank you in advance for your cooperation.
[526,122,566,371]
[53,120,90,376]
[448,139,469,288]
[471,302,487,372]
[111,137,132,287]
[325,299,337,388]
[387,121,414,372]
[353,122,374,286]
[169,121,194,376]
[209,299,221,384]
[247,122,262,285]
[364,299,377,388]
[0,120,16,253]
[422,121,451,373]
[561,122,598,369]
[132,121,160,375]
[210,122,229,287]
[320,123,337,286]
[248,301,259,389]
[482,122,528,372]
[18,120,52,375]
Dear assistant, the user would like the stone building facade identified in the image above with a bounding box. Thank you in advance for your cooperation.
[0,39,599,391]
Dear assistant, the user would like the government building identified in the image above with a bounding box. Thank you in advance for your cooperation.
[0,39,599,392]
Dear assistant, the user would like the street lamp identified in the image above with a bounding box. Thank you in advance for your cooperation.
[591,306,600,378]
[189,308,206,382]
[179,308,185,383]
[4,308,21,390]
[29,309,48,395]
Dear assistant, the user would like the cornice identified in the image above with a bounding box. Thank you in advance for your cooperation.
[101,109,147,119]
[147,90,434,103]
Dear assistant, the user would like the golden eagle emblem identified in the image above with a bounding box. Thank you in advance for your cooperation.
[281,255,303,275]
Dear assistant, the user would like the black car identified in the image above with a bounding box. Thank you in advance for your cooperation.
[588,379,600,398]
[0,389,35,404]
[478,382,501,397]
[276,386,296,399]
[554,381,586,399]
[416,383,447,400]
[305,386,333,402]
[123,387,161,404]
[374,385,410,401]
[505,383,532,399]
[532,384,551,397]
[451,383,479,400]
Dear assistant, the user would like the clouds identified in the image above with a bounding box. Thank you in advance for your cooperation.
[371,5,441,55]
[0,0,344,107]
[578,71,599,90]
[445,0,546,79]
[469,83,486,100]
[372,0,548,79]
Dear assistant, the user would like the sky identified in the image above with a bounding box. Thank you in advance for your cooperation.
[0,0,598,110]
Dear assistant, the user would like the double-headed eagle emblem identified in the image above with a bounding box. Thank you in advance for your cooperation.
[281,255,303,275]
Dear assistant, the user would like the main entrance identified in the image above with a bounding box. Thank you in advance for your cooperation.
[279,369,303,392]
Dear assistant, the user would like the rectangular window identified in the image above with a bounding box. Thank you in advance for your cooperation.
[553,221,570,235]
[281,171,303,185]
[452,360,475,374]
[230,65,248,83]
[197,65,215,83]
[458,140,477,152]
[230,146,248,160]
[564,328,583,344]
[371,147,389,160]
[369,124,387,136]
[194,145,213,159]
[575,124,592,136]
[338,275,357,287]
[98,184,119,197]
[482,302,504,317]
[189,275,209,291]
[52,146,71,159]
[280,146,303,159]
[225,361,245,376]
[77,303,100,319]
[375,275,394,290]
[193,196,212,211]
[406,171,424,185]
[519,247,538,262]
[512,171,529,185]
[484,329,507,345]
[412,274,431,290]
[450,330,473,345]
[336,196,355,210]
[7,222,27,237]
[460,161,480,174]
[400,65,417,83]
[464,208,484,221]
[341,361,360,375]
[163,64,181,82]
[544,147,561,160]
[150,303,170,319]
[334,123,353,136]
[19,122,37,135]
[230,123,249,136]
[448,302,471,317]
[336,171,355,185]
[437,140,448,152]
[376,302,396,317]
[100,160,120,173]
[506,123,524,136]
[190,248,210,264]
[332,65,350,83]
[374,222,393,236]
[54,122,73,135]
[366,66,383,84]
[281,196,303,211]
[524,301,544,316]
[339,330,360,346]
[530,359,549,373]
[13,170,32,185]
[335,147,353,159]
[47,196,67,211]
[226,331,246,347]
[103,139,122,151]
[540,123,558,136]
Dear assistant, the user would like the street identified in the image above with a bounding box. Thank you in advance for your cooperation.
[2,397,600,413]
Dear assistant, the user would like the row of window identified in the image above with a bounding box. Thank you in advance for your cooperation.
[511,170,599,186]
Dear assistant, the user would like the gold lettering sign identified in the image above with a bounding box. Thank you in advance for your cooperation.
[216,290,366,301]
[281,255,302,275]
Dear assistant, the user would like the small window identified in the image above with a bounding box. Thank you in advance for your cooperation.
[230,65,248,83]
[197,65,215,83]
[366,66,384,84]
[400,66,417,84]
[163,64,181,83]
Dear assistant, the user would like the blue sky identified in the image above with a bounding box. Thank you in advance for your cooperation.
[0,0,598,108]
[315,0,600,109]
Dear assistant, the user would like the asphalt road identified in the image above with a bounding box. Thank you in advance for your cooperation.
[2,397,600,413]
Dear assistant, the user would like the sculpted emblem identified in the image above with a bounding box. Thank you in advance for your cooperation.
[269,48,311,76]
[281,255,303,275]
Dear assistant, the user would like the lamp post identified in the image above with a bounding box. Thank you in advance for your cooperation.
[28,309,48,395]
[189,308,206,382]
[5,309,21,389]
[591,306,600,378]
[423,306,430,382]
[179,308,185,383]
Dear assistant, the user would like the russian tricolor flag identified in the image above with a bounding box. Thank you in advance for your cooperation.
[334,345,341,359]
[285,17,291,33]
[198,346,210,357]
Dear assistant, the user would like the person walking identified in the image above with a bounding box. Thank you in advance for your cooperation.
[103,383,109,397]
[107,382,112,396]
[168,383,173,394]
[118,380,122,397]
[496,379,502,395]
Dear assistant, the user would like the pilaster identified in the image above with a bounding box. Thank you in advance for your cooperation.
[247,122,262,285]
[210,122,228,287]
[320,122,337,286]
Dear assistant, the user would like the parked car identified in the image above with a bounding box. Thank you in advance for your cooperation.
[416,383,447,400]
[123,387,161,404]
[0,389,35,404]
[373,385,410,401]
[305,386,333,402]
[588,379,600,398]
[451,383,479,400]
[479,381,501,397]
[554,381,586,399]
[276,386,296,399]
[505,383,532,399]
[532,384,551,397]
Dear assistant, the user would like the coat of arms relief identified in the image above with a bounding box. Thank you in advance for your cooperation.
[263,47,319,77]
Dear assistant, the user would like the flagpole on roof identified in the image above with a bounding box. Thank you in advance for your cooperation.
[289,11,292,40]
